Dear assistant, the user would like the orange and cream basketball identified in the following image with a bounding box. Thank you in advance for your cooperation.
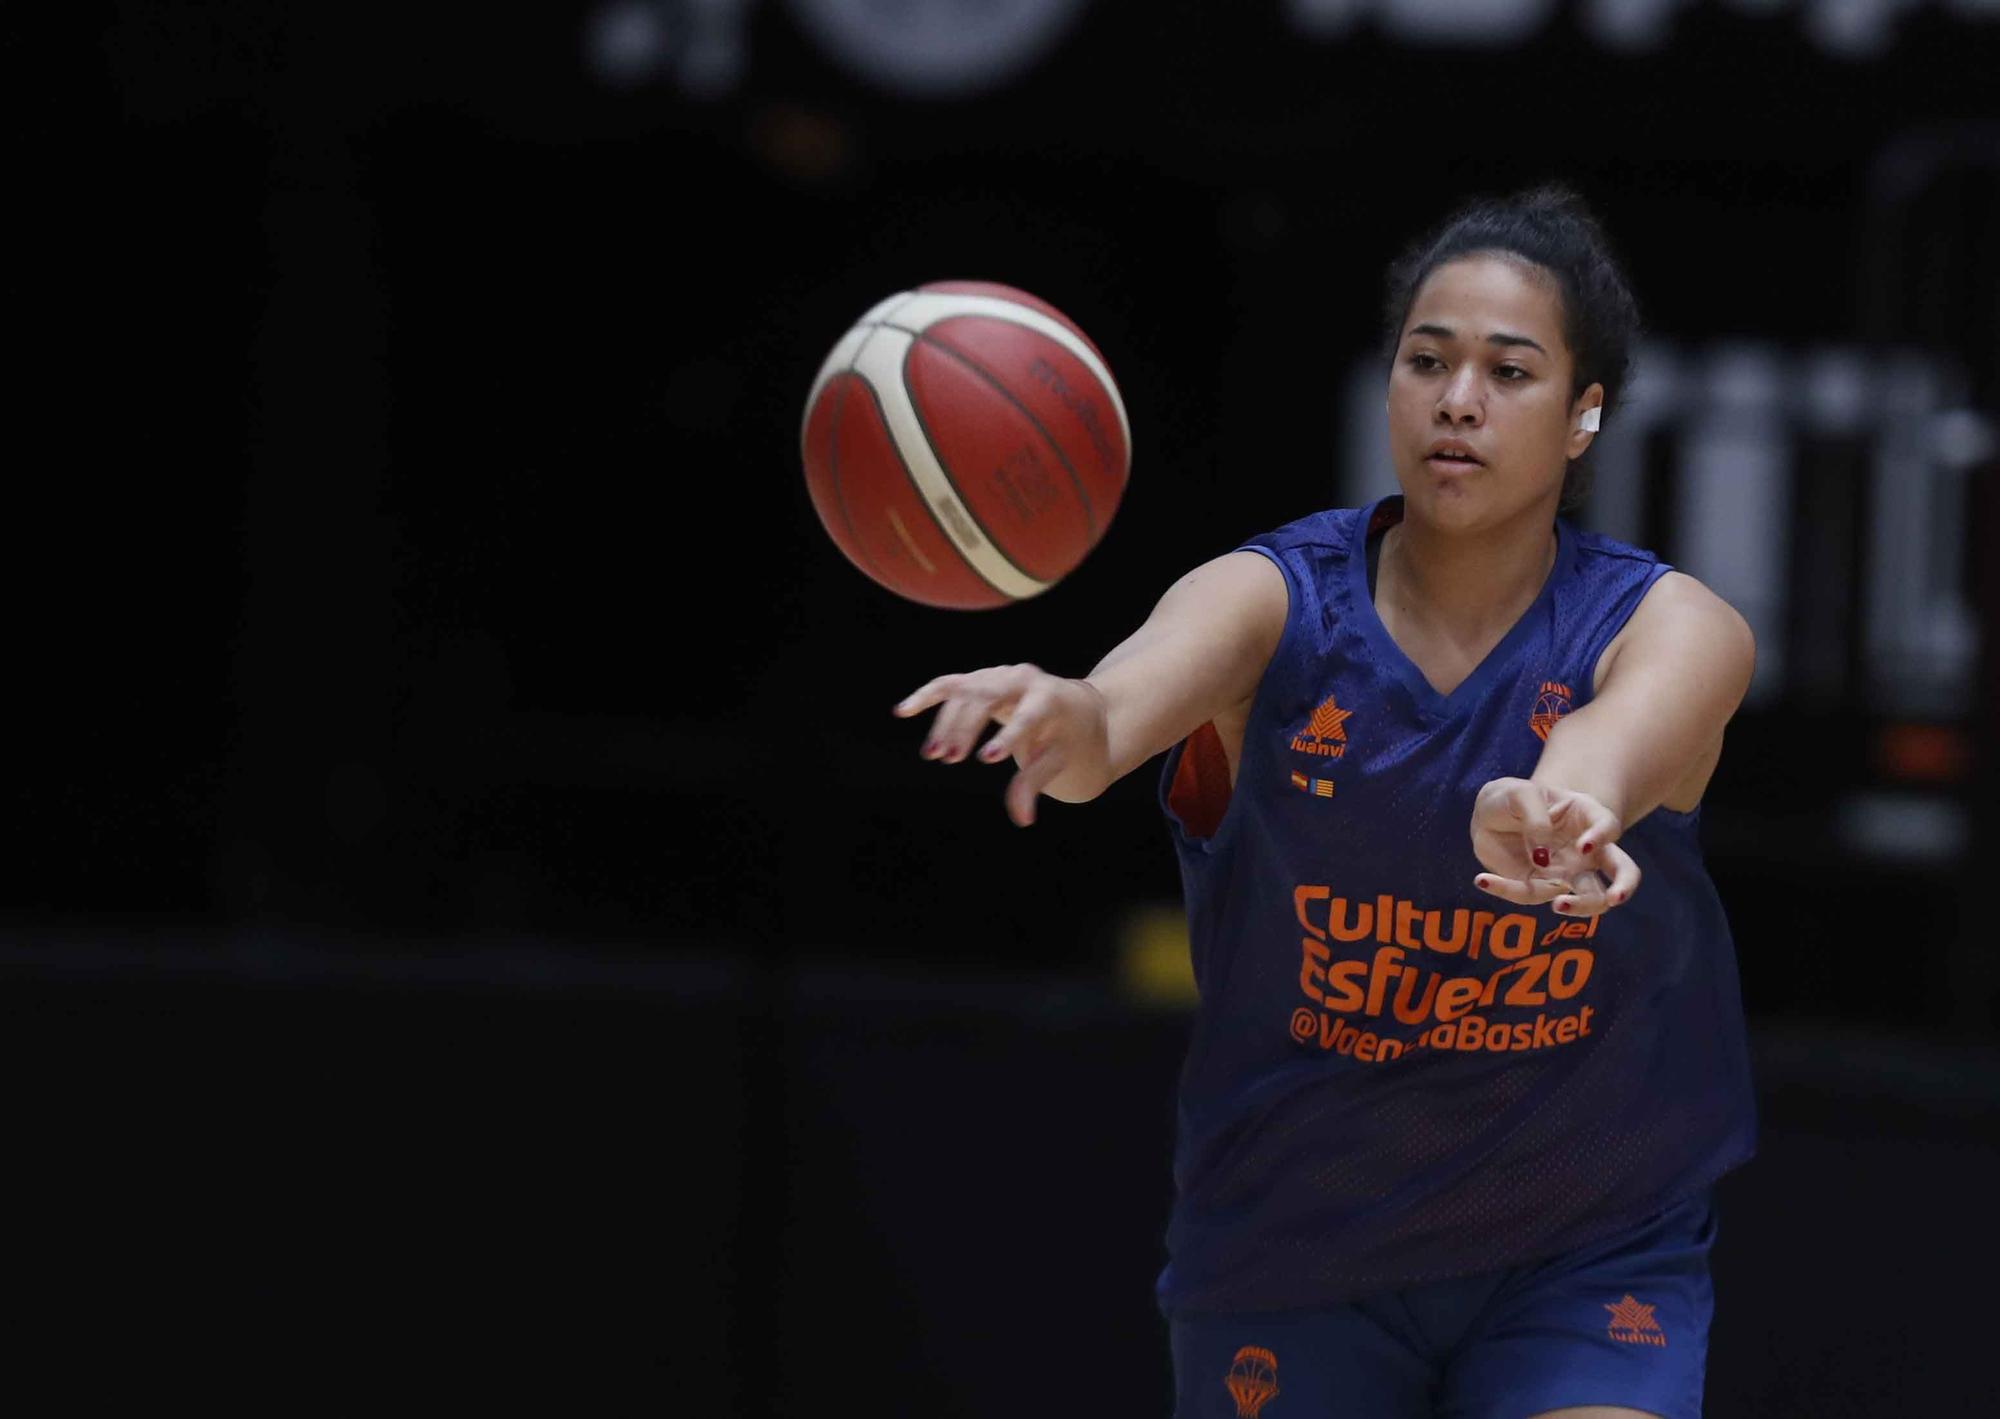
[800,280,1130,609]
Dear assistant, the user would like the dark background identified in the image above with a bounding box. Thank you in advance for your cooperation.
[17,1,2000,1410]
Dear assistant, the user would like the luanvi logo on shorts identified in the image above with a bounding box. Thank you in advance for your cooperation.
[1225,1346,1280,1418]
[1289,694,1353,758]
[1605,1294,1667,1347]
[1529,680,1573,741]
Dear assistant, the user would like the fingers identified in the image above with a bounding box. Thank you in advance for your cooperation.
[892,675,960,720]
[1506,780,1554,840]
[1588,842,1642,911]
[891,665,1083,828]
[928,689,999,763]
[1471,871,1567,907]
[1005,743,1070,827]
[1477,841,1642,916]
[1550,869,1610,916]
[1557,792,1624,859]
[891,668,1073,827]
[1480,778,1558,869]
[1474,780,1627,894]
[978,683,1055,765]
[1512,783,1560,871]
[1547,837,1642,917]
[894,665,1038,763]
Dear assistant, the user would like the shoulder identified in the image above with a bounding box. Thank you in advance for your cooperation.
[1154,546,1290,652]
[1629,571,1754,649]
[1596,569,1756,692]
[1130,547,1290,723]
[1225,504,1374,627]
[1174,546,1290,605]
[1563,521,1751,690]
[1569,522,1665,570]
[1239,504,1363,557]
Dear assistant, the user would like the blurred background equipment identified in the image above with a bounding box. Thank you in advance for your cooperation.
[19,0,2000,1410]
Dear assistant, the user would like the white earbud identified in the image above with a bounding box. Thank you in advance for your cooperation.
[1578,407,1601,433]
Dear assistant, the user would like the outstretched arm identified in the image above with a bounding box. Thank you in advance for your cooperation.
[1470,571,1756,915]
[894,550,1289,825]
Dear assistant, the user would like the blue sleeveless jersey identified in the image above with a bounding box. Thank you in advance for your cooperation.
[1154,494,1757,1317]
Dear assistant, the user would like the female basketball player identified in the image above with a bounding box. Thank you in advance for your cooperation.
[894,185,1757,1419]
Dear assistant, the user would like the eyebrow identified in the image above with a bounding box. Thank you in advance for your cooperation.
[1407,322,1548,356]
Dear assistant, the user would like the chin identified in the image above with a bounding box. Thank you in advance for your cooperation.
[1400,463,1551,531]
[1398,469,1487,522]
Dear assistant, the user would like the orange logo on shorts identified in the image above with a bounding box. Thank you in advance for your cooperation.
[1289,694,1353,758]
[1605,1294,1667,1346]
[1530,680,1573,741]
[1225,1346,1280,1417]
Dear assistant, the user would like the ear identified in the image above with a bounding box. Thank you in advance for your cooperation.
[1567,383,1605,459]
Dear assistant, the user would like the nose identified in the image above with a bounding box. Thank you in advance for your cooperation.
[1436,366,1483,426]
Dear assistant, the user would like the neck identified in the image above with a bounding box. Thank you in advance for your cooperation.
[1376,499,1559,638]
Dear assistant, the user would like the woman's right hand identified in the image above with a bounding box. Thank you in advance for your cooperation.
[890,549,1289,829]
[893,664,1111,827]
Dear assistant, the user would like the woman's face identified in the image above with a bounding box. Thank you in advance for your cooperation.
[1385,253,1601,531]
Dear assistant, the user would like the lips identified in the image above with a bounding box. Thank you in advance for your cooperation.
[1425,439,1485,466]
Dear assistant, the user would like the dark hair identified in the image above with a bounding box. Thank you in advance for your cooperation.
[1380,183,1641,512]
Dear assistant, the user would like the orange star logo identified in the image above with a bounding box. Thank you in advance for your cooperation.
[1304,695,1352,743]
[1605,1294,1667,1346]
[1289,693,1355,760]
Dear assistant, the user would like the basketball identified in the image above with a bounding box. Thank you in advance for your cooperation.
[800,280,1131,609]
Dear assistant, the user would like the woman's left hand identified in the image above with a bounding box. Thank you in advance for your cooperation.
[1468,777,1641,917]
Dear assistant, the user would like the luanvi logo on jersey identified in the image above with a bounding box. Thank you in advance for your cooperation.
[1529,680,1573,741]
[1605,1295,1667,1347]
[1289,694,1353,758]
[1225,1346,1280,1418]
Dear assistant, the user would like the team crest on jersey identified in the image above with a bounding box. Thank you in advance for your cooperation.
[1289,694,1352,758]
[1529,680,1573,741]
[1225,1346,1280,1417]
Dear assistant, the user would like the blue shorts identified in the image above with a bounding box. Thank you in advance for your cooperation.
[1169,1190,1717,1419]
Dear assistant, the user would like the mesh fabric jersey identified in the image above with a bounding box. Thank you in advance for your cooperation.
[1154,494,1757,1317]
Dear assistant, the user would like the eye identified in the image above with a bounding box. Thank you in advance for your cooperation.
[1496,364,1530,380]
[1406,353,1442,371]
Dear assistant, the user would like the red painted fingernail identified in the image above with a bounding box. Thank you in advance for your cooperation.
[1475,876,1489,888]
[1581,841,1595,854]
[922,740,940,759]
[1532,846,1551,868]
[1610,890,1624,903]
